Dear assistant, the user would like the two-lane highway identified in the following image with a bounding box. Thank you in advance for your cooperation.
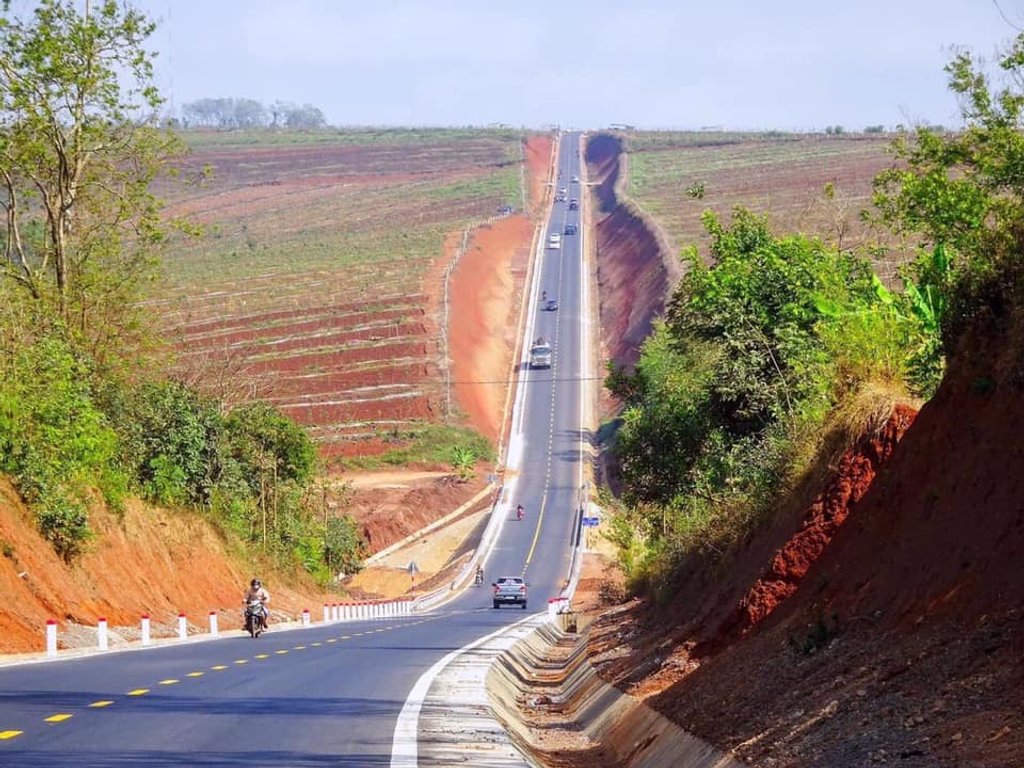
[0,130,589,766]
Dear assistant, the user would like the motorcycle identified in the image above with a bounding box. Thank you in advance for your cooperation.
[244,599,267,638]
[473,570,484,587]
[516,506,524,521]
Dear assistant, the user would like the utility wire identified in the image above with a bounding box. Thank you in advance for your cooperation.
[992,0,1023,31]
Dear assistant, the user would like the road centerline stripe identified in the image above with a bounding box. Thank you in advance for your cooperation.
[89,700,114,708]
[0,730,22,740]
[127,688,149,696]
[44,714,73,723]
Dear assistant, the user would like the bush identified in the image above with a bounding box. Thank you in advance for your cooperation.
[0,334,123,559]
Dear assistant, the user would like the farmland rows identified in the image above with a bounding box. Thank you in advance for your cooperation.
[154,130,534,458]
[623,132,895,268]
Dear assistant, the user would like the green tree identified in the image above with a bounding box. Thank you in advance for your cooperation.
[871,33,1024,346]
[0,0,185,361]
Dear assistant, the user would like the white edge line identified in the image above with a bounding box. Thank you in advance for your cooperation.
[389,611,543,768]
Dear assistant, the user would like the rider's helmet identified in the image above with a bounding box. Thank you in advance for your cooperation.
[251,578,261,588]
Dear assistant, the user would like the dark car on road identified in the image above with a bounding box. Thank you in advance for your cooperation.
[545,299,558,311]
[564,223,577,235]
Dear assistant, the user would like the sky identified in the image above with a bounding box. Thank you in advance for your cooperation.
[122,0,1023,130]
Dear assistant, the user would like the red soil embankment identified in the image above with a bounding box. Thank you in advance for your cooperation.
[448,215,537,442]
[588,317,1024,765]
[0,480,323,654]
[585,133,680,371]
[525,134,554,215]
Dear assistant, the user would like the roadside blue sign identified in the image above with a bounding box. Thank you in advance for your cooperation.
[581,517,600,527]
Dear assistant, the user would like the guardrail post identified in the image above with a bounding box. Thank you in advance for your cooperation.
[177,612,187,640]
[140,614,151,646]
[302,608,310,627]
[323,603,329,623]
[97,617,108,651]
[45,619,57,657]
[208,611,219,637]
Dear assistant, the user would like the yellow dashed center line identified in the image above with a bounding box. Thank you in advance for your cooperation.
[158,679,179,686]
[44,714,73,723]
[234,659,248,665]
[127,688,149,696]
[340,635,351,640]
[0,730,22,740]
[274,650,288,655]
[327,638,337,643]
[88,701,114,708]
[186,672,204,678]
[311,642,322,647]
[293,645,306,650]
[254,654,269,659]
[211,665,228,671]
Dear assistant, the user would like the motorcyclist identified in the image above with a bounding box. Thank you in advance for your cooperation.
[243,578,270,630]
[475,564,484,586]
[542,290,547,301]
[516,503,524,520]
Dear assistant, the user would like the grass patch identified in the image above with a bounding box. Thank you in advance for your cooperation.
[338,423,494,471]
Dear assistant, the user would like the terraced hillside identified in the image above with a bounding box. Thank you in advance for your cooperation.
[149,129,528,459]
[623,132,897,277]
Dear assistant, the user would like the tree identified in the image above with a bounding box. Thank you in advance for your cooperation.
[0,0,184,349]
[871,33,1024,345]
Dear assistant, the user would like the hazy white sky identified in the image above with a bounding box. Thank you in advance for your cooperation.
[128,0,1020,130]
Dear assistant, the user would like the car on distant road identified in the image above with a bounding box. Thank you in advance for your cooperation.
[571,175,579,183]
[564,223,577,235]
[545,299,558,311]
[492,576,528,609]
[568,198,579,210]
[529,339,552,368]
[558,187,567,195]
[554,194,566,203]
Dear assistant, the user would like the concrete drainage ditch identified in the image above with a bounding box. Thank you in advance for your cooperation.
[486,621,745,768]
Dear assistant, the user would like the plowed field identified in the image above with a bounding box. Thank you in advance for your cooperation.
[150,129,532,458]
[623,132,898,278]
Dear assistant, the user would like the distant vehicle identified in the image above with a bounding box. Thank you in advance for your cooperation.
[558,187,567,195]
[568,198,579,210]
[564,223,578,235]
[492,576,528,609]
[547,232,562,249]
[571,175,580,183]
[554,194,566,203]
[545,299,558,311]
[529,339,552,368]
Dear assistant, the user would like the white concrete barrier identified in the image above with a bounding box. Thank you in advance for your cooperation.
[45,619,57,657]
[208,611,219,637]
[177,613,187,640]
[140,614,151,646]
[547,597,569,623]
[97,617,108,651]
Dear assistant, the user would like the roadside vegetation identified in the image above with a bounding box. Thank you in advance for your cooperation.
[0,0,363,581]
[606,37,1024,597]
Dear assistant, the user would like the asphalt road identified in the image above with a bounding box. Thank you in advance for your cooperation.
[0,130,588,766]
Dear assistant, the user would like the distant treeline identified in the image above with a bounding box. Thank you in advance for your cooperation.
[180,97,327,130]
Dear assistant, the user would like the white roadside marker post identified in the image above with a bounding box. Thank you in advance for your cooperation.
[141,614,151,646]
[208,611,219,637]
[97,617,108,651]
[177,612,187,640]
[45,619,57,657]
